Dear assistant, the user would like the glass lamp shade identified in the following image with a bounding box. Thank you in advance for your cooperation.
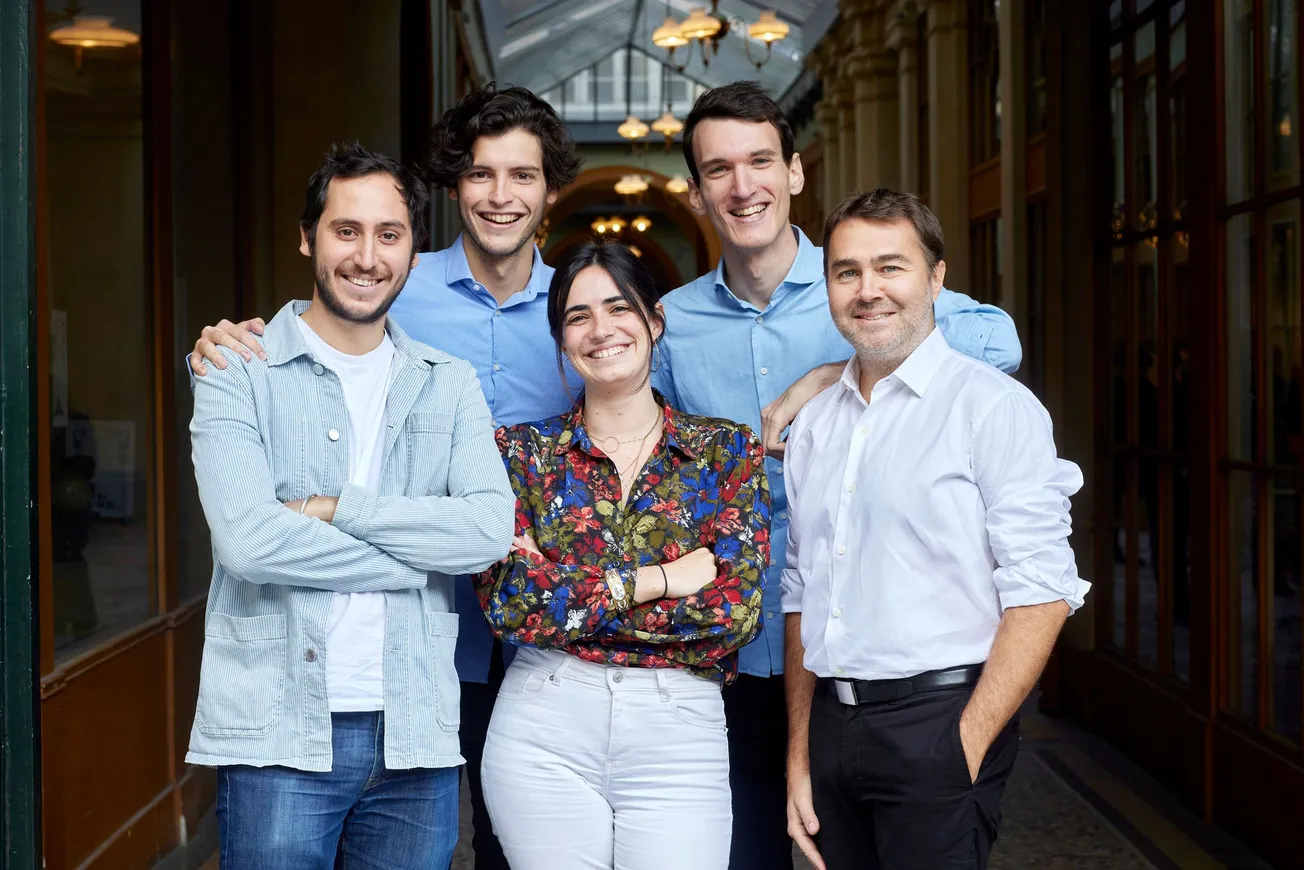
[50,15,139,48]
[652,16,689,48]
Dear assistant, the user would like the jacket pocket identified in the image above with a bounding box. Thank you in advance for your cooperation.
[196,613,287,736]
[427,611,461,731]
[406,412,455,495]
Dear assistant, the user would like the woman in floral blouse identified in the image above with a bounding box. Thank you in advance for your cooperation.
[475,240,769,869]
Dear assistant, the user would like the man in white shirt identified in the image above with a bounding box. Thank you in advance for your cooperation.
[780,189,1089,870]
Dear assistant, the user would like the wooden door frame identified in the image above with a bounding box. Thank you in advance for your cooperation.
[0,0,41,866]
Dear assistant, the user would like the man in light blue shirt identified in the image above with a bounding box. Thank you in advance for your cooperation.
[188,85,581,870]
[654,82,1021,870]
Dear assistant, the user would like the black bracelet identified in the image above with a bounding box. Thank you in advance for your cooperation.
[657,564,668,599]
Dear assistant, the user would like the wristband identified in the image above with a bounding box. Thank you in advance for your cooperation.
[300,494,317,515]
[657,564,668,599]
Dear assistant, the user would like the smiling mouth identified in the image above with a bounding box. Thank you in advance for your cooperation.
[345,276,382,288]
[729,203,768,219]
[855,312,894,322]
[480,213,524,226]
[588,344,631,360]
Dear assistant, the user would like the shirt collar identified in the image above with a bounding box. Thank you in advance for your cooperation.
[444,234,548,306]
[261,300,452,367]
[711,225,824,302]
[554,391,704,461]
[838,327,950,400]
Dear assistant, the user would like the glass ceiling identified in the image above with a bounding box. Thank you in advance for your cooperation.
[491,0,826,101]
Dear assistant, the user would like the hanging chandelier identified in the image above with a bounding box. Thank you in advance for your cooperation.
[49,11,140,71]
[652,1,789,72]
[591,214,653,236]
[665,175,690,194]
[614,174,650,196]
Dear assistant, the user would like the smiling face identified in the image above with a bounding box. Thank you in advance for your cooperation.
[826,217,944,367]
[298,173,418,324]
[560,264,663,394]
[451,128,557,260]
[688,118,803,254]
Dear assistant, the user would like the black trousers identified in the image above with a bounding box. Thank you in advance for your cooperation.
[724,674,794,870]
[809,684,1019,870]
[460,640,509,870]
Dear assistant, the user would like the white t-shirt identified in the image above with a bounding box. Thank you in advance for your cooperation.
[296,317,396,712]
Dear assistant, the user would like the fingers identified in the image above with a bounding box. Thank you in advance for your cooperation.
[244,317,267,336]
[188,349,208,377]
[786,800,825,870]
[221,318,269,361]
[760,395,792,459]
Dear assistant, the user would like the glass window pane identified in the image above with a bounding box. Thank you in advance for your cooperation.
[1110,0,1123,32]
[1110,246,1130,651]
[1267,201,1301,468]
[1229,471,1261,719]
[1134,70,1158,233]
[46,0,156,660]
[1172,462,1192,681]
[1270,476,1303,744]
[1170,1,1187,72]
[1137,240,1160,670]
[1026,0,1046,135]
[1111,65,1125,239]
[1225,0,1256,203]
[173,0,237,603]
[1267,0,1299,190]
[1228,214,1257,461]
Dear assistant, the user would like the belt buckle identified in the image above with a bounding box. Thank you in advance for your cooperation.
[834,680,858,705]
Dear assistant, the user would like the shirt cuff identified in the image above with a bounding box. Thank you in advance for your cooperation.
[779,568,804,613]
[331,483,377,539]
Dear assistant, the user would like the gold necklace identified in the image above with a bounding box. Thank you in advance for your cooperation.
[588,412,662,457]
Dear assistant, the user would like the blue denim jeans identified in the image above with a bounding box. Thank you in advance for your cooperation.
[217,712,460,870]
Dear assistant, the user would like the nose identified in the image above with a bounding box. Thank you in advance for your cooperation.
[856,274,887,303]
[730,165,758,201]
[488,174,512,207]
[588,309,617,341]
[353,235,378,271]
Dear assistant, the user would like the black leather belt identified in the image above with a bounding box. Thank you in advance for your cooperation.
[817,664,984,705]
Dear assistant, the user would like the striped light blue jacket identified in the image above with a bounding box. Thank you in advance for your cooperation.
[186,300,513,772]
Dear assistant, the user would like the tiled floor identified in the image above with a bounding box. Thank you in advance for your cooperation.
[198,698,1274,870]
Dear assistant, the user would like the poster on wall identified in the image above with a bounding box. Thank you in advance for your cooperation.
[51,309,67,427]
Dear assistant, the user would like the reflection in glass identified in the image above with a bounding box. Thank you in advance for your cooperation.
[1230,472,1261,719]
[1267,202,1301,469]
[1111,246,1129,651]
[1268,0,1299,189]
[45,2,155,660]
[1135,20,1155,67]
[1271,477,1303,744]
[1170,1,1187,72]
[1227,214,1256,462]
[1135,72,1158,234]
[1225,0,1255,203]
[1172,238,1193,681]
[1111,69,1125,238]
[1171,463,1192,681]
[1136,241,1160,669]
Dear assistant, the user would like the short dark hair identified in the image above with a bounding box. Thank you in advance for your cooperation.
[682,81,795,185]
[425,83,581,191]
[546,241,665,391]
[300,142,429,253]
[821,188,946,275]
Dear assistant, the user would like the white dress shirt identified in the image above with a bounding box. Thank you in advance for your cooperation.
[780,328,1089,681]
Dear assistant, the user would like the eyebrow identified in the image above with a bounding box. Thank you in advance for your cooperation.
[699,148,779,172]
[468,163,543,174]
[564,295,628,315]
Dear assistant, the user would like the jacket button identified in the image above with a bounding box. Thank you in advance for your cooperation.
[305,649,317,662]
[328,428,340,441]
[312,363,325,376]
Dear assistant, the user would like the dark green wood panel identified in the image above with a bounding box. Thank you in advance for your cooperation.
[0,0,40,866]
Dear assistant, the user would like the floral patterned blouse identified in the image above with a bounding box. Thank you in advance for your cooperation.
[475,395,770,682]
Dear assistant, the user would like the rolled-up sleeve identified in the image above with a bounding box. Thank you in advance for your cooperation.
[934,287,1023,374]
[972,390,1090,613]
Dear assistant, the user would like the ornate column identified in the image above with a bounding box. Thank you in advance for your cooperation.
[887,1,920,193]
[815,98,843,212]
[836,65,857,198]
[846,1,900,192]
[926,0,970,287]
[998,0,1028,327]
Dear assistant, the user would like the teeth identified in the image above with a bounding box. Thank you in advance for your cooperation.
[347,277,379,287]
[483,214,521,224]
[591,345,628,359]
[731,204,766,217]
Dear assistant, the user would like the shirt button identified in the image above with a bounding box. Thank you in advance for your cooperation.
[766,611,775,619]
[760,366,769,375]
[755,315,764,324]
[305,649,317,662]
[776,467,784,475]
[833,608,842,618]
[835,667,845,676]
[778,511,788,521]
[847,483,856,493]
[328,428,340,442]
[493,363,502,372]
[612,672,624,683]
[494,309,502,316]
[860,425,870,435]
[312,363,325,376]
[837,545,846,555]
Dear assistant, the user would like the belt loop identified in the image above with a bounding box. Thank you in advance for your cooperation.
[550,656,571,685]
[654,668,671,700]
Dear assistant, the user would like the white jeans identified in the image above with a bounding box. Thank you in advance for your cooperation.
[481,647,732,870]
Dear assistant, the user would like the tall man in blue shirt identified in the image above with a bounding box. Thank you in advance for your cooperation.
[189,85,581,870]
[652,82,1021,870]
[189,81,1020,867]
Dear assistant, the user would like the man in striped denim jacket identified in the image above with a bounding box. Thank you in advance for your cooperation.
[187,143,513,869]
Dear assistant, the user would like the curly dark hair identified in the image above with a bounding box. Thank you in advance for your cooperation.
[424,83,581,191]
[300,141,429,253]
